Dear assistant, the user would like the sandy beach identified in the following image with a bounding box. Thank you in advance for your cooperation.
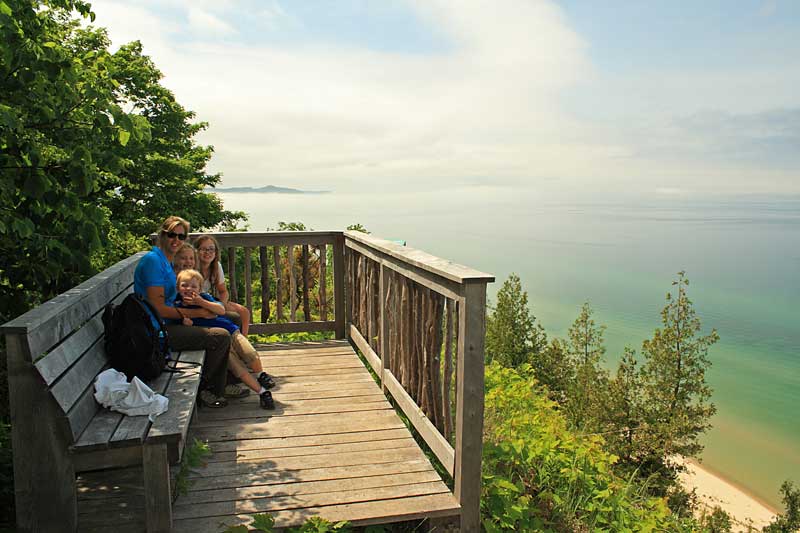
[678,458,778,531]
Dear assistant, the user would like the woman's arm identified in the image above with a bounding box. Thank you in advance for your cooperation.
[145,286,215,319]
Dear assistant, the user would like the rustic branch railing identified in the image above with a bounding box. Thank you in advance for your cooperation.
[343,230,494,532]
[181,232,345,338]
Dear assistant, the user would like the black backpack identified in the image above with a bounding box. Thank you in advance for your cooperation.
[103,293,171,381]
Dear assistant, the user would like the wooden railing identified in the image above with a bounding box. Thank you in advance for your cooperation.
[171,230,493,531]
[182,231,345,337]
[343,230,494,532]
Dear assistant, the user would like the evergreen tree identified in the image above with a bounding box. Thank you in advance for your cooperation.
[536,338,574,404]
[603,347,644,464]
[485,273,547,368]
[563,302,610,431]
[763,481,800,533]
[638,271,718,474]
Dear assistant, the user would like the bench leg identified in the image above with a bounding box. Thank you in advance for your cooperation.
[143,443,172,533]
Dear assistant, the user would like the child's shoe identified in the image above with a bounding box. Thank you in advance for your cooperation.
[257,372,276,390]
[260,390,275,410]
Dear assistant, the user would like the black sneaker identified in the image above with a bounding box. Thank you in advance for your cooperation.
[257,372,276,390]
[259,390,275,410]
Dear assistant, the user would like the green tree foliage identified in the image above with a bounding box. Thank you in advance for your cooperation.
[636,272,718,474]
[481,362,695,532]
[1,0,129,321]
[602,347,644,465]
[763,481,800,533]
[98,39,243,259]
[1,4,244,525]
[0,0,243,324]
[485,273,547,367]
[563,302,610,431]
[700,506,733,533]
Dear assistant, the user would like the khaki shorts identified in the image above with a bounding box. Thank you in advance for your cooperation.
[227,331,258,378]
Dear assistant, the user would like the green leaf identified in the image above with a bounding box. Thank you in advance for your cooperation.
[11,218,34,238]
[118,128,130,146]
[22,173,48,198]
[42,41,57,48]
[251,513,275,531]
[0,1,11,16]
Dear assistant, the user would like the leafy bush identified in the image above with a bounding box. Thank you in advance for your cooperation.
[481,362,694,532]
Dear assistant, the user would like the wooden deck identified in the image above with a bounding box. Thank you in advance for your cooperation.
[78,339,460,531]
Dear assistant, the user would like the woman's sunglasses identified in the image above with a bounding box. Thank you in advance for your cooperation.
[164,231,187,241]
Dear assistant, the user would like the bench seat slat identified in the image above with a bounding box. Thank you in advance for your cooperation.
[75,350,204,451]
[108,366,175,447]
[148,351,205,463]
[74,408,124,451]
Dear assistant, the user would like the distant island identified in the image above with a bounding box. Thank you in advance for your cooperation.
[207,185,330,194]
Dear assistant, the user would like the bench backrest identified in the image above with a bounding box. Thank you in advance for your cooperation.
[1,252,145,443]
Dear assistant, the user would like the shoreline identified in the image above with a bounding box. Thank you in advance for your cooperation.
[678,457,778,531]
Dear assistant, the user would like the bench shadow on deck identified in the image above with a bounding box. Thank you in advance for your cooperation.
[79,340,459,532]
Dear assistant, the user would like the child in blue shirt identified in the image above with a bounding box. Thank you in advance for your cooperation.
[175,269,275,409]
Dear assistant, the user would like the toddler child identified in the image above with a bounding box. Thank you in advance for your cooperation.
[175,269,276,409]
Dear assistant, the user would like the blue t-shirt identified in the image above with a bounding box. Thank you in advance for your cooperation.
[134,247,177,306]
[175,293,239,334]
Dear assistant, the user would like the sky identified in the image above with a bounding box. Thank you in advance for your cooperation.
[88,0,800,197]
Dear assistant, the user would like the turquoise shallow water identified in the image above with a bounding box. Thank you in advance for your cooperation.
[219,189,800,509]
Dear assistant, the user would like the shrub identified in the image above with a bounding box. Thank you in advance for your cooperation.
[481,362,694,532]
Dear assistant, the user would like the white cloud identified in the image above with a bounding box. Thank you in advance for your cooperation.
[187,8,236,36]
[89,0,800,196]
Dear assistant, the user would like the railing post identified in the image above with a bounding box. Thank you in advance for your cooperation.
[333,232,346,339]
[379,263,388,392]
[454,281,487,533]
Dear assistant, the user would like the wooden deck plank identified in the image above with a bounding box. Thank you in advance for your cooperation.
[193,399,391,424]
[174,481,450,520]
[206,436,417,463]
[173,493,460,532]
[174,470,444,506]
[198,427,413,453]
[183,459,437,492]
[185,447,429,478]
[190,410,405,441]
[260,354,364,368]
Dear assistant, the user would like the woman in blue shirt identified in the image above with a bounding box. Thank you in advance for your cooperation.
[133,216,230,408]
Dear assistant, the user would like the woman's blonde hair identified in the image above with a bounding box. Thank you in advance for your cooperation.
[157,216,190,248]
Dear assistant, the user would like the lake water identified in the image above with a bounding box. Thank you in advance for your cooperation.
[218,188,800,509]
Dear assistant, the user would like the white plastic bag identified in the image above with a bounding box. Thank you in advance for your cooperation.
[94,368,169,422]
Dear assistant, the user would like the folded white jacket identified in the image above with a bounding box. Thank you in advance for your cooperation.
[94,368,169,422]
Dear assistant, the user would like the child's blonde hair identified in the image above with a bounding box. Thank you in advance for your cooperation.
[175,243,198,269]
[176,269,204,286]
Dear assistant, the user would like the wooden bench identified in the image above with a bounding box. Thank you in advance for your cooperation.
[1,252,205,532]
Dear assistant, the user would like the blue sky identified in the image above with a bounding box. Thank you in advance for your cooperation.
[90,0,799,196]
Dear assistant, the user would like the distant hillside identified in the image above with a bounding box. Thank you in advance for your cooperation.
[207,185,330,194]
